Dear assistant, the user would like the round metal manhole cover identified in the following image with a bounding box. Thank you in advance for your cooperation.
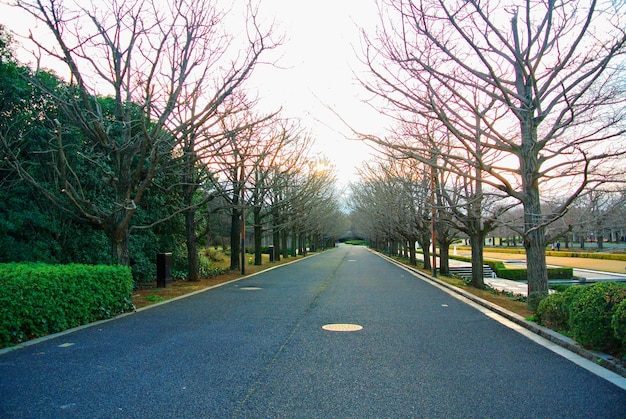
[240,286,262,291]
[322,323,363,332]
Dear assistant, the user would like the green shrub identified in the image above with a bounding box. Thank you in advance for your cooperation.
[536,286,585,330]
[497,268,527,281]
[568,282,626,350]
[487,262,573,282]
[547,268,574,280]
[611,299,626,347]
[204,248,225,262]
[0,263,134,348]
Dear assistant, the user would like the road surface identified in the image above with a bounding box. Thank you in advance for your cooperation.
[1,245,625,418]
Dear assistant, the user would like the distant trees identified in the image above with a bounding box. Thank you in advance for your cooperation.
[350,157,438,269]
[357,0,626,299]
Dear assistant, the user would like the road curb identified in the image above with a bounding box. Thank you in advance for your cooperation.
[371,249,626,380]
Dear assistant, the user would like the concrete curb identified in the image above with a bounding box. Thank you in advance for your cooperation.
[371,249,626,380]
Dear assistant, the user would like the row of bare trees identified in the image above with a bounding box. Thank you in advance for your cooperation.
[0,0,345,281]
[352,0,626,300]
[491,189,626,250]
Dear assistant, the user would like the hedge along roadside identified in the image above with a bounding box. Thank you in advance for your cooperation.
[536,282,626,352]
[0,263,134,348]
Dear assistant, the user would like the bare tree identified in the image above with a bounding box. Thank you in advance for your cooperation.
[205,103,281,271]
[351,158,434,267]
[2,0,275,267]
[287,158,343,255]
[359,0,626,300]
[249,121,312,264]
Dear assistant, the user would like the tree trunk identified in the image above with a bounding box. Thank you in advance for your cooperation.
[522,189,548,302]
[439,242,450,276]
[517,59,549,302]
[111,226,130,266]
[230,205,240,271]
[469,230,485,289]
[185,206,199,281]
[254,208,262,265]
[298,232,306,256]
[409,239,417,266]
[273,229,281,262]
[420,233,431,270]
[271,208,281,261]
[281,229,289,258]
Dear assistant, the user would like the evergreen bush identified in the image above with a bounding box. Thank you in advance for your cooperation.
[0,263,134,348]
[611,299,626,347]
[536,286,585,330]
[568,282,626,350]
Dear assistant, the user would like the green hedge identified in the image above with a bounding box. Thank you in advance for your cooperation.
[0,263,134,348]
[456,246,626,261]
[537,282,626,351]
[545,251,626,261]
[487,261,573,281]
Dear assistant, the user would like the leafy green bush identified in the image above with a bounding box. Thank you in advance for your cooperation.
[568,282,626,350]
[0,263,134,348]
[536,286,585,330]
[611,299,626,347]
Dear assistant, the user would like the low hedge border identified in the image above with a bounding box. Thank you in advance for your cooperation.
[488,261,573,281]
[0,263,134,348]
[545,251,626,261]
[450,256,574,280]
[454,246,626,261]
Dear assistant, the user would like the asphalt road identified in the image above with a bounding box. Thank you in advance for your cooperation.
[1,245,625,418]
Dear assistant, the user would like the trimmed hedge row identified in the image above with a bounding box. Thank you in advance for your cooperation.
[0,263,134,348]
[544,251,626,261]
[536,282,626,351]
[487,261,573,281]
[456,246,626,262]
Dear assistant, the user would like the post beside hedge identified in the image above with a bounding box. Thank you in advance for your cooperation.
[0,263,134,348]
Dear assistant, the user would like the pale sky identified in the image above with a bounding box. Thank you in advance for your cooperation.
[250,0,386,185]
[0,0,388,186]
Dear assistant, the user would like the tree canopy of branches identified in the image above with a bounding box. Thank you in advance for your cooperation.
[359,0,626,299]
[3,0,275,266]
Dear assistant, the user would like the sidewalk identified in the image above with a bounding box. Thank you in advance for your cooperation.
[446,257,530,296]
[446,252,626,297]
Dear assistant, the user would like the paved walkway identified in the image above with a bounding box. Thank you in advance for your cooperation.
[442,251,626,297]
[445,257,530,296]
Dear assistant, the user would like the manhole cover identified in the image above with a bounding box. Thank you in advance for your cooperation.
[322,323,363,332]
[240,287,262,291]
